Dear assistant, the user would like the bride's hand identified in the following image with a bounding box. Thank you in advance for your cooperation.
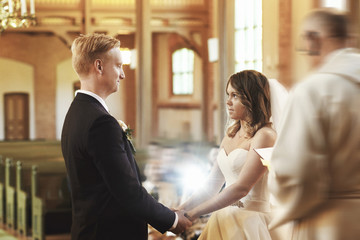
[172,205,185,211]
[184,211,197,222]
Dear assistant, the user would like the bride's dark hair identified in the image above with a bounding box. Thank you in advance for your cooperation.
[226,70,272,138]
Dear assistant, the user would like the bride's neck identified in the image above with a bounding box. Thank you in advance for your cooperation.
[236,126,251,139]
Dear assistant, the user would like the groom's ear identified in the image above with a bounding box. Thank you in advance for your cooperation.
[94,59,103,73]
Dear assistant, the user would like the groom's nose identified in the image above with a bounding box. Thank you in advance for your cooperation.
[120,70,125,79]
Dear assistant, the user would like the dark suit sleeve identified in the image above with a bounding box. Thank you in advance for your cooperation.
[87,115,175,233]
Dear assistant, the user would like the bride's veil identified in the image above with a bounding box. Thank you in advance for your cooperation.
[269,78,289,133]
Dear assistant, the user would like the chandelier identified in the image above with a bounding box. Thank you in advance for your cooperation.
[0,0,36,33]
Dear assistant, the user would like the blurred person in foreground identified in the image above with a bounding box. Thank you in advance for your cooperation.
[269,8,360,240]
[61,33,191,240]
[177,70,288,240]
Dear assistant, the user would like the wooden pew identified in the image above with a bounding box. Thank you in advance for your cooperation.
[0,156,5,224]
[16,161,31,237]
[31,162,72,240]
[5,157,16,231]
[0,141,63,162]
[0,141,71,239]
[32,165,43,240]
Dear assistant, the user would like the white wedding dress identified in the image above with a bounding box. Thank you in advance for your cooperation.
[198,148,280,240]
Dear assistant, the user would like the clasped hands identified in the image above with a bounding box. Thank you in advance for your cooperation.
[169,209,194,234]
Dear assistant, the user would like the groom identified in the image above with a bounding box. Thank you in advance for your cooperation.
[61,33,191,239]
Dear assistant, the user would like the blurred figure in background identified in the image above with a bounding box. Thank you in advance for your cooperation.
[269,8,360,240]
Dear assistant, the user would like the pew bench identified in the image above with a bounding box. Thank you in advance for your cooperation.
[31,161,71,240]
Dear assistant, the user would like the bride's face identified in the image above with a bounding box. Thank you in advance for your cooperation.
[226,84,247,120]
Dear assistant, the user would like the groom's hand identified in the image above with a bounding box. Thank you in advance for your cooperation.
[170,210,192,234]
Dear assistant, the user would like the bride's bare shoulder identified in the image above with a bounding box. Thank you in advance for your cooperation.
[252,126,276,147]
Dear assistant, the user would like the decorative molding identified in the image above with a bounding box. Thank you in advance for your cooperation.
[6,0,209,48]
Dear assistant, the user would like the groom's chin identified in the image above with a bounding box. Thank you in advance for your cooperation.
[113,84,120,93]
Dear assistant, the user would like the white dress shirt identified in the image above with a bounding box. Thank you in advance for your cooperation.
[75,90,109,113]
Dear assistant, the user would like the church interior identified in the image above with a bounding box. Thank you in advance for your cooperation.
[0,0,358,239]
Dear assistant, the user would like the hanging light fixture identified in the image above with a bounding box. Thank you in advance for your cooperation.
[0,0,36,33]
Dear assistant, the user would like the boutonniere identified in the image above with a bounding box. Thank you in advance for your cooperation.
[118,120,136,154]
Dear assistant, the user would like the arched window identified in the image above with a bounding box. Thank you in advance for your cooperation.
[235,0,263,72]
[172,48,194,95]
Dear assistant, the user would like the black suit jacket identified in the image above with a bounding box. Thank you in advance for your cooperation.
[61,93,175,240]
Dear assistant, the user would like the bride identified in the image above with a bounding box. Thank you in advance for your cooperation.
[177,70,287,239]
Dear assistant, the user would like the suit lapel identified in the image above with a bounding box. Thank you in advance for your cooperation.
[77,93,142,183]
[122,129,141,183]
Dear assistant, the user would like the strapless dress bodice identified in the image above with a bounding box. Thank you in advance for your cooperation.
[217,148,270,212]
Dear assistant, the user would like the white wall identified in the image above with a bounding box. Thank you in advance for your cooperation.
[56,58,78,140]
[0,58,35,140]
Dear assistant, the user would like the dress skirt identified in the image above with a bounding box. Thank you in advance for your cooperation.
[198,206,281,240]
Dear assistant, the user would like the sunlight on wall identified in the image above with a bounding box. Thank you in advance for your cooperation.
[0,58,35,140]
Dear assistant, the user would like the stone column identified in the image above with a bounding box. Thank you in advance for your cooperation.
[135,0,152,148]
[218,0,235,141]
[279,0,292,87]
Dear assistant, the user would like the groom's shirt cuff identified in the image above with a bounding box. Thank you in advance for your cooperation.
[170,212,178,230]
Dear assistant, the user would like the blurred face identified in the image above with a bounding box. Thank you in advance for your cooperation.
[301,18,325,68]
[226,83,247,120]
[101,47,125,94]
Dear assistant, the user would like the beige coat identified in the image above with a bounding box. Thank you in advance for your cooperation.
[269,48,360,240]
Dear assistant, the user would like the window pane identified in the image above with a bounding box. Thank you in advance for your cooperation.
[172,48,195,95]
[235,0,245,29]
[255,0,262,26]
[173,74,181,95]
[234,0,262,72]
[172,51,180,73]
[255,25,262,62]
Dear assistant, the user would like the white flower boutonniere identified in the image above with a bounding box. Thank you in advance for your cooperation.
[118,120,136,154]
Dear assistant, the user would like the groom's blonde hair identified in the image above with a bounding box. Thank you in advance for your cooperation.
[71,33,120,76]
